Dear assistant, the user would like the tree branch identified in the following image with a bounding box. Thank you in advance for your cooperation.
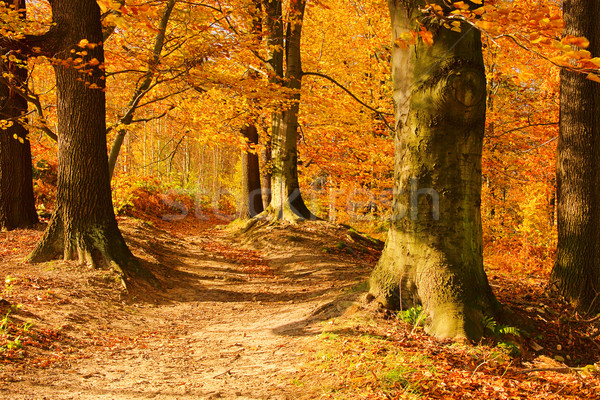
[0,69,57,141]
[301,71,394,133]
[107,0,177,178]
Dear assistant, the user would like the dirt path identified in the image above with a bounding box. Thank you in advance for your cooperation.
[0,218,381,399]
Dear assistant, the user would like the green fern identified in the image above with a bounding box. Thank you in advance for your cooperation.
[398,306,425,326]
[482,315,520,337]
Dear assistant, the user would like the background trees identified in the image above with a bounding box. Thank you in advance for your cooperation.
[0,0,598,328]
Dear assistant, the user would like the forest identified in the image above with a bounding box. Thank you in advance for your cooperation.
[0,0,599,398]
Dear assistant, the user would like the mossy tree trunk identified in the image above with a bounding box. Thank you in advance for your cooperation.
[0,0,38,231]
[550,0,600,314]
[27,0,152,283]
[260,0,313,221]
[369,0,498,340]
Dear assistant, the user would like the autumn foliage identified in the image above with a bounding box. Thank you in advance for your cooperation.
[1,0,600,397]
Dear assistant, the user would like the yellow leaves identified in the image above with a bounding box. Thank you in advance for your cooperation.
[395,26,434,48]
[561,35,590,49]
[588,58,600,67]
[530,33,552,46]
[476,21,493,32]
[586,73,600,83]
[395,32,416,49]
[77,39,99,50]
[472,7,485,16]
[516,71,536,83]
[569,50,591,59]
[551,44,593,67]
[549,55,569,65]
[103,12,131,30]
[0,120,14,130]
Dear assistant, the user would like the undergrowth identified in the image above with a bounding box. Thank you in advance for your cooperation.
[295,307,600,399]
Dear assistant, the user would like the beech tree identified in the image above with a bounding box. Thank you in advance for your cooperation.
[550,0,600,314]
[369,0,498,339]
[6,0,154,282]
[259,0,314,220]
[0,0,38,231]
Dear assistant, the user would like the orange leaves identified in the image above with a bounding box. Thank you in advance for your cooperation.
[561,35,590,49]
[395,25,434,49]
[418,27,434,46]
[586,73,600,83]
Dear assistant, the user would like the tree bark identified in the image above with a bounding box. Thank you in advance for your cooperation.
[28,0,152,283]
[239,124,264,219]
[0,0,38,231]
[550,0,600,314]
[261,0,314,220]
[369,0,498,340]
[260,134,272,209]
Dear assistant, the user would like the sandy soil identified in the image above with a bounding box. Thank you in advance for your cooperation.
[0,217,382,399]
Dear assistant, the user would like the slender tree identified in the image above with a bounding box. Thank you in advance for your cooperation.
[550,0,600,314]
[107,0,176,179]
[6,0,154,283]
[369,0,498,339]
[0,0,38,231]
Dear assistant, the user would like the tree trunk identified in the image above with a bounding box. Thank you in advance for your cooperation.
[0,0,38,231]
[369,0,498,340]
[262,0,314,220]
[239,124,264,218]
[28,0,152,283]
[260,135,272,209]
[550,0,600,314]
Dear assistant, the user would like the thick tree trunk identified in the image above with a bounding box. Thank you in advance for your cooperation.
[239,124,264,218]
[550,0,600,314]
[369,0,498,339]
[28,0,152,283]
[0,0,38,231]
[262,0,314,220]
[0,86,39,231]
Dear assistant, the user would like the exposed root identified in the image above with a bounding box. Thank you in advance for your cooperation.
[28,213,64,263]
[28,215,157,289]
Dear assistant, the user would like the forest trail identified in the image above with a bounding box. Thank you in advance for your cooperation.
[0,217,382,399]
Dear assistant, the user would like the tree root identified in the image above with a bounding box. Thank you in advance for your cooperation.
[28,214,156,289]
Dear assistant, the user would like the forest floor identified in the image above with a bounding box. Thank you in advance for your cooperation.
[0,214,599,399]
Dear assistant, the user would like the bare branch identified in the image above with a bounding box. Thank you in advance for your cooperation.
[301,71,394,133]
